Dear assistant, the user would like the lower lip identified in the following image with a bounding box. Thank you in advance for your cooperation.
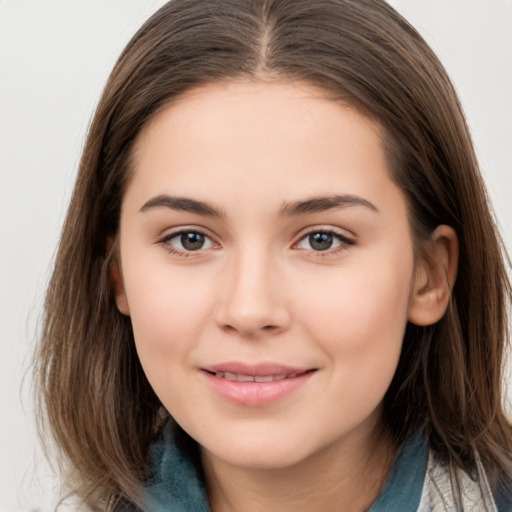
[202,370,315,407]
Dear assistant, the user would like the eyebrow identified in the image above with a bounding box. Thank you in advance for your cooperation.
[139,193,377,218]
[279,195,378,216]
[139,195,225,218]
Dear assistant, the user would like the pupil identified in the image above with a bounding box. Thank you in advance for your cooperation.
[309,232,333,251]
[181,232,205,250]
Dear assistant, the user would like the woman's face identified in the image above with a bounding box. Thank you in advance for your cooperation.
[116,80,418,469]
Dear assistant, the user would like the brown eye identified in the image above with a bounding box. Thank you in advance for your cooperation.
[308,232,334,251]
[296,230,355,253]
[160,230,216,254]
[180,232,206,251]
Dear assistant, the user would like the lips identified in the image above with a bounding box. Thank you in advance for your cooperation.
[204,362,312,376]
[201,363,316,406]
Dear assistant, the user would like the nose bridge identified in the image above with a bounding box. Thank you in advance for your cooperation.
[216,244,289,336]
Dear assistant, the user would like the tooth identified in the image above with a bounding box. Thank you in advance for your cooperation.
[254,375,273,382]
[213,371,303,382]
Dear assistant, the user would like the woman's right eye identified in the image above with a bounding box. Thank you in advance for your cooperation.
[159,230,217,254]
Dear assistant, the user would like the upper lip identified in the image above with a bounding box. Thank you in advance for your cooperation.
[202,362,314,377]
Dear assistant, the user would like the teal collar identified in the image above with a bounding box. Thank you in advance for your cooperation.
[142,427,209,512]
[368,432,427,511]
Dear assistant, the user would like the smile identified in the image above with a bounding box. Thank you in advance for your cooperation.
[212,371,303,382]
[202,365,316,406]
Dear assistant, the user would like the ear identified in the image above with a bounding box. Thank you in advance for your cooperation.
[408,225,458,326]
[107,237,130,316]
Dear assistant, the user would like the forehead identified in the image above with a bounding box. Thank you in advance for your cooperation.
[140,79,348,134]
[133,80,384,167]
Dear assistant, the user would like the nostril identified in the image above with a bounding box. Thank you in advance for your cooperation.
[220,323,281,337]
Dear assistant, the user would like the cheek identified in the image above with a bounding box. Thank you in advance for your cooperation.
[298,255,413,374]
[124,274,216,414]
[300,270,411,425]
[122,264,215,374]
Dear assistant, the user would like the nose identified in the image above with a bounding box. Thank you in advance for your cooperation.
[214,250,291,338]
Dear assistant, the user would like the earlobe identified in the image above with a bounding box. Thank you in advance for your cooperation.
[107,238,130,316]
[407,225,458,326]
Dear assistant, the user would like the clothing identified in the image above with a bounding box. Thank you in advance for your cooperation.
[141,428,511,511]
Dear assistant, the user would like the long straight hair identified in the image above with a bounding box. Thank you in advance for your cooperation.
[35,0,512,508]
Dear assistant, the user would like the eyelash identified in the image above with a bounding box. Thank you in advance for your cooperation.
[157,229,218,257]
[294,228,355,256]
[157,228,355,257]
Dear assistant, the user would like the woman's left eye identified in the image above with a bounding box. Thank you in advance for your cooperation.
[295,230,354,252]
[160,230,216,253]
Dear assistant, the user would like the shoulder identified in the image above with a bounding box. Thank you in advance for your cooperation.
[370,432,511,512]
[419,450,511,512]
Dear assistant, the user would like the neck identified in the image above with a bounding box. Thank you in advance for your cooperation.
[201,423,396,512]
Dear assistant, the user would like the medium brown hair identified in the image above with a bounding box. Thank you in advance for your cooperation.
[35,0,512,508]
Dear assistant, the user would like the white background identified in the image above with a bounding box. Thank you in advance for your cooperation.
[1,1,511,510]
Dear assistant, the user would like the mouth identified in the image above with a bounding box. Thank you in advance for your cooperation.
[206,370,310,382]
[201,364,317,406]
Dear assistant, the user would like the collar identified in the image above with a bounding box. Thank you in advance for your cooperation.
[142,427,209,512]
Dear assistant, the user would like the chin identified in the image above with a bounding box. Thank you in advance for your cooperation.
[199,431,321,471]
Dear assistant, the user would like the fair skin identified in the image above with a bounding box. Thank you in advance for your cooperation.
[113,80,458,511]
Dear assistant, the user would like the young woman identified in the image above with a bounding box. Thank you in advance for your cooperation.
[35,0,512,510]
